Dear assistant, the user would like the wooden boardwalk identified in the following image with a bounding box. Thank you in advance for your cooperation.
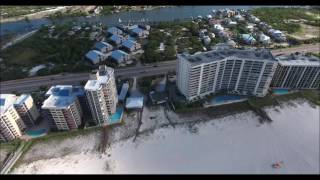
[100,126,109,152]
[133,108,143,142]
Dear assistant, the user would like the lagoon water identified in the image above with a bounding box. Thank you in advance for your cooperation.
[1,6,264,36]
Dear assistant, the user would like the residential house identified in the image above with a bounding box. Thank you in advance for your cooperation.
[110,50,130,64]
[86,50,107,64]
[234,14,245,22]
[258,33,271,45]
[199,29,208,38]
[217,30,230,40]
[94,41,113,53]
[202,36,211,45]
[72,26,82,32]
[109,34,126,45]
[121,40,141,52]
[213,24,224,32]
[258,22,272,32]
[268,29,286,42]
[89,31,100,40]
[107,27,123,36]
[248,15,260,23]
[138,24,151,31]
[240,34,256,45]
[130,27,149,38]
[209,19,222,26]
[206,14,213,19]
[246,23,255,32]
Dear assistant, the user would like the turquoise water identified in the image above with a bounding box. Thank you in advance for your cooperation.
[26,129,46,137]
[210,95,247,105]
[109,107,124,124]
[272,89,290,95]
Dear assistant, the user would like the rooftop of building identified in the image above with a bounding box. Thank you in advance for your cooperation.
[14,94,31,106]
[275,53,320,66]
[131,27,144,34]
[0,94,17,114]
[181,49,276,66]
[85,66,114,91]
[94,41,112,51]
[42,85,85,109]
[111,50,129,60]
[121,39,136,49]
[126,97,144,109]
[107,27,123,34]
[86,50,104,60]
[46,85,85,97]
[118,82,129,101]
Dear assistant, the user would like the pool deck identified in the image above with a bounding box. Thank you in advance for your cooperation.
[272,89,291,96]
[108,107,124,125]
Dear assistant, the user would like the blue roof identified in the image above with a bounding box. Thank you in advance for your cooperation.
[111,50,128,63]
[122,40,135,49]
[58,89,70,96]
[0,98,5,106]
[128,36,136,42]
[110,34,123,42]
[94,42,111,51]
[118,83,129,101]
[132,27,144,34]
[107,27,122,35]
[86,50,102,64]
[14,94,29,105]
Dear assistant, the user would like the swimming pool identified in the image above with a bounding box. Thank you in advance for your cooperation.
[26,129,47,137]
[272,89,290,95]
[109,107,124,124]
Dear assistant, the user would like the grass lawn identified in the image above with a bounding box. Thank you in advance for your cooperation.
[33,126,102,144]
[251,7,319,34]
[0,6,55,18]
[248,95,276,108]
[175,90,319,117]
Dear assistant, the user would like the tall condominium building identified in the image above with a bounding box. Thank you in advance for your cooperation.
[85,65,118,126]
[14,94,40,128]
[176,49,278,101]
[42,85,83,131]
[0,94,26,142]
[271,54,320,89]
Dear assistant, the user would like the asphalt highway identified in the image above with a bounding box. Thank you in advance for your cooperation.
[1,44,319,93]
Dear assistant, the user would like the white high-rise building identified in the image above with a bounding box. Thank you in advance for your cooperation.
[85,65,118,126]
[176,49,278,101]
[0,94,26,142]
[271,54,320,89]
[42,85,83,131]
[14,94,40,128]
